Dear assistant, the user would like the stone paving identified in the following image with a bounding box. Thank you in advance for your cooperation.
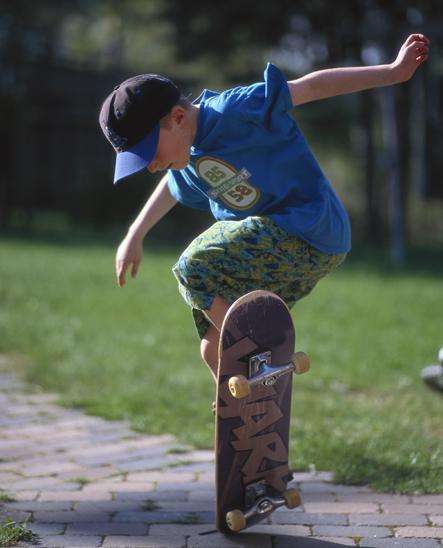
[0,366,442,548]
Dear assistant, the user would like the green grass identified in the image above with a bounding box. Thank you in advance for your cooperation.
[0,520,36,547]
[141,499,161,511]
[0,493,15,504]
[1,230,442,493]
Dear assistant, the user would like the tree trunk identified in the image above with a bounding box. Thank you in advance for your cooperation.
[380,87,405,267]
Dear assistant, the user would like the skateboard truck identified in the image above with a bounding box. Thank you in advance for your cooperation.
[249,351,295,387]
[228,351,310,399]
[226,480,301,532]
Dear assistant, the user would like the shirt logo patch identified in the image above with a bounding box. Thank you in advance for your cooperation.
[196,157,260,210]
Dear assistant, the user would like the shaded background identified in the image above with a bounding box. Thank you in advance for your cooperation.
[1,0,442,262]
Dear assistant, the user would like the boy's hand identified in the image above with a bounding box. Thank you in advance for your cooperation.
[392,34,431,83]
[115,233,143,287]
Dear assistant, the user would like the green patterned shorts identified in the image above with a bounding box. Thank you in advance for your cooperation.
[172,216,346,339]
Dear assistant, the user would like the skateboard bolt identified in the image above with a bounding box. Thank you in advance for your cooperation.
[264,376,277,387]
[257,500,273,514]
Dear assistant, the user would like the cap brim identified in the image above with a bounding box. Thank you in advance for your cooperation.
[113,123,160,184]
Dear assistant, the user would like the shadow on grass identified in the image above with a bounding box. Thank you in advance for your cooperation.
[344,245,443,279]
[0,208,212,253]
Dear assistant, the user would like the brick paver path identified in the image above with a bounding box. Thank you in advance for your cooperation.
[1,365,442,547]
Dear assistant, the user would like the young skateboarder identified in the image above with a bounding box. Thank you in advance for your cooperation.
[99,33,430,379]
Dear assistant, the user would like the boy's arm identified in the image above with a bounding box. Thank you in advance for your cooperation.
[116,174,177,287]
[288,34,430,106]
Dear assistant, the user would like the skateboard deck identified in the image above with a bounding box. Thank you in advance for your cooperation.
[214,290,309,533]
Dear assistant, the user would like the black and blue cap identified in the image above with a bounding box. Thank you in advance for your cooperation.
[99,74,181,184]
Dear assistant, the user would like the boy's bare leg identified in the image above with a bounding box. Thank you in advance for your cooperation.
[206,295,231,331]
[200,295,230,380]
[200,325,219,380]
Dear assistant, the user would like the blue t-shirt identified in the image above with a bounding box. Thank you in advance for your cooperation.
[167,63,351,254]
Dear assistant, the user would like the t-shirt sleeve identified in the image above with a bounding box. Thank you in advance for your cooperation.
[167,170,211,211]
[221,63,294,131]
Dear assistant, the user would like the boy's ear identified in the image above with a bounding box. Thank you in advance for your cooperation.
[170,105,186,125]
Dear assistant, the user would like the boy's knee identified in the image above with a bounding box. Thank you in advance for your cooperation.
[200,325,220,370]
[200,334,217,364]
[200,338,211,365]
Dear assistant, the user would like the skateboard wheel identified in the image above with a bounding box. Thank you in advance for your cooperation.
[283,488,301,509]
[228,375,250,399]
[226,509,247,532]
[291,352,310,375]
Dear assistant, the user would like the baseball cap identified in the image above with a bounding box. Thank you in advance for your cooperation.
[99,74,181,184]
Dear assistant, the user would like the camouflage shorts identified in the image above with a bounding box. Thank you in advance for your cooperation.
[172,216,346,339]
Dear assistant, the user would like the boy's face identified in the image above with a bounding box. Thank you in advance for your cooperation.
[147,106,195,173]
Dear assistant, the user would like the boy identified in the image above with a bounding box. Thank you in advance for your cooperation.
[99,34,430,379]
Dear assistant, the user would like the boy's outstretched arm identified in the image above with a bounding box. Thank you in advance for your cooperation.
[115,174,177,287]
[288,34,431,106]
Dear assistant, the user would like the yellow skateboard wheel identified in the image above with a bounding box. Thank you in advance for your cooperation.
[228,375,250,399]
[226,509,247,532]
[291,352,310,375]
[283,488,301,509]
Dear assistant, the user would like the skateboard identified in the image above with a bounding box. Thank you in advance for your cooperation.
[214,290,310,533]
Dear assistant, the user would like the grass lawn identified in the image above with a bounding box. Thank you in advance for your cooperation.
[0,229,442,493]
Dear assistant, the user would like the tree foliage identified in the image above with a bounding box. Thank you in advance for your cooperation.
[0,0,442,249]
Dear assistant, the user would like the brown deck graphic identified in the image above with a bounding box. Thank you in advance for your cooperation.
[214,290,308,533]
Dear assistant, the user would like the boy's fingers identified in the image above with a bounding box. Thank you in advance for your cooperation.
[131,261,139,279]
[414,42,428,49]
[405,34,420,46]
[406,41,428,56]
[408,42,429,63]
[415,48,429,57]
[405,34,431,47]
[408,40,427,50]
[116,261,127,287]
